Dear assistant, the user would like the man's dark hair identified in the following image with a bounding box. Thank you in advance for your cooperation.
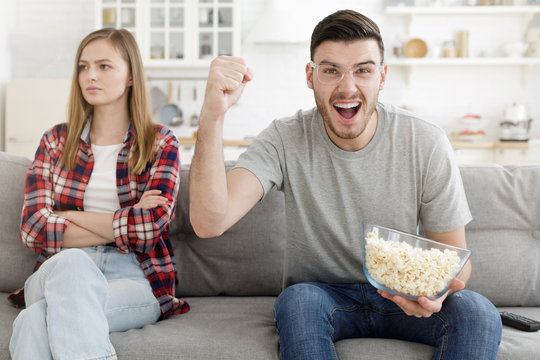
[310,9,384,64]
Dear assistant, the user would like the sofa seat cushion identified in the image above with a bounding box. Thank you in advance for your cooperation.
[337,338,433,359]
[1,293,539,359]
[496,307,540,360]
[0,295,20,360]
[110,296,280,360]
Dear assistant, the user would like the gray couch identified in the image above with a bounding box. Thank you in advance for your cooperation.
[0,150,539,359]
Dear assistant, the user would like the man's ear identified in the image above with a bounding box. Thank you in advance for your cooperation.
[378,64,388,91]
[306,62,314,90]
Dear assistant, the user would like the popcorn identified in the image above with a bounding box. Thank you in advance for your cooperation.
[365,228,461,297]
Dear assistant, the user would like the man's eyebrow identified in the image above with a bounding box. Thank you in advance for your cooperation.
[318,60,377,67]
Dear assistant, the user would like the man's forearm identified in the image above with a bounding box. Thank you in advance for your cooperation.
[189,116,230,237]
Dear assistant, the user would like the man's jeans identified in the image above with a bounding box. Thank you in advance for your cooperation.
[274,282,502,360]
[10,247,161,360]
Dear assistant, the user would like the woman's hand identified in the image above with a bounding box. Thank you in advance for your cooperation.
[134,189,169,210]
[378,278,466,318]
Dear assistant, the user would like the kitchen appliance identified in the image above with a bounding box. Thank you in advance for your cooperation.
[499,103,533,141]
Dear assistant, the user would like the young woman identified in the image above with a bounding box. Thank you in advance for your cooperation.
[8,28,189,360]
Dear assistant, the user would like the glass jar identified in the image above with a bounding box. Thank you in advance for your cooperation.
[442,41,457,58]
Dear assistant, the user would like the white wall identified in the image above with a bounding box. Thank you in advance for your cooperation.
[223,0,386,139]
[0,0,16,151]
[9,0,95,79]
[3,0,539,144]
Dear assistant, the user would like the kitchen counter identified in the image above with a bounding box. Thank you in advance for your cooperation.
[450,140,531,150]
[450,139,539,165]
[178,137,251,147]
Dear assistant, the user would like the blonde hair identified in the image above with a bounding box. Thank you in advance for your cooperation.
[61,28,155,174]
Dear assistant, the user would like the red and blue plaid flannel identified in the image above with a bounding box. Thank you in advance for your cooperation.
[20,121,189,318]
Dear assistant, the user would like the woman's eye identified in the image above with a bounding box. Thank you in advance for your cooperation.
[78,65,88,71]
[101,64,111,70]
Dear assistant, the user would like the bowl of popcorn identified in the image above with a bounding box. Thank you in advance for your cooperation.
[362,222,471,301]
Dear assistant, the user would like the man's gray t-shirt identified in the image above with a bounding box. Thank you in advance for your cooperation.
[234,102,472,287]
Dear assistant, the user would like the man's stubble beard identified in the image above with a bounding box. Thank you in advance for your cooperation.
[314,90,378,141]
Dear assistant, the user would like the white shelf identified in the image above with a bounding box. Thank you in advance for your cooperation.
[386,57,540,66]
[385,5,540,15]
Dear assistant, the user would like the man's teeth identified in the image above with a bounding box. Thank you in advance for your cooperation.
[334,103,360,109]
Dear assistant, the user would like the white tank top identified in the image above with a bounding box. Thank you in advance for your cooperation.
[83,143,124,213]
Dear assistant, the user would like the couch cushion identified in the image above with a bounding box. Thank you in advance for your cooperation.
[496,307,540,360]
[171,164,286,297]
[460,164,540,306]
[109,296,280,360]
[0,295,22,360]
[0,152,36,293]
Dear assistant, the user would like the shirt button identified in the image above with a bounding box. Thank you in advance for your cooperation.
[82,178,88,182]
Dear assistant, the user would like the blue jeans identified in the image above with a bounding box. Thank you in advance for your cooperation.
[274,282,502,360]
[10,247,161,360]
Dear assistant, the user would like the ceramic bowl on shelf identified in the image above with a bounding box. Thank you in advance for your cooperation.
[361,222,471,301]
[501,41,529,57]
[404,38,428,58]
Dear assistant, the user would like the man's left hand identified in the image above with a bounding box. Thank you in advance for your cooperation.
[378,278,465,318]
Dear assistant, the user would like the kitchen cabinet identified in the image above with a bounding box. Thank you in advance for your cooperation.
[95,0,240,68]
[453,147,495,164]
[494,147,529,164]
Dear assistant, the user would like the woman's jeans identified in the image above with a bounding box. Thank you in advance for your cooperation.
[274,282,502,360]
[10,246,161,360]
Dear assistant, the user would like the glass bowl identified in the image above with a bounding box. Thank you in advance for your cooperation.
[362,222,471,301]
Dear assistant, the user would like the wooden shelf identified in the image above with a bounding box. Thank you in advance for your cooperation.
[386,57,540,66]
[385,5,540,15]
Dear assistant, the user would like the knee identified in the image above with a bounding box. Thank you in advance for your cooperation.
[445,290,502,337]
[274,283,330,325]
[41,248,101,280]
[45,248,91,268]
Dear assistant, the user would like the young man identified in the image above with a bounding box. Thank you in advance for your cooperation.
[189,9,502,360]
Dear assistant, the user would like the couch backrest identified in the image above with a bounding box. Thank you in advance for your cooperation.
[1,150,538,307]
[172,162,540,306]
[0,152,36,293]
[171,163,286,297]
[460,164,540,306]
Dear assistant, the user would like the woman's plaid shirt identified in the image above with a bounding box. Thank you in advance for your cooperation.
[20,121,189,318]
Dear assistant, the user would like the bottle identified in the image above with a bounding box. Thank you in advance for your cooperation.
[457,31,469,57]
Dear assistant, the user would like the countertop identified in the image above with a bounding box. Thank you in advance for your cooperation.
[450,140,532,150]
[178,137,251,147]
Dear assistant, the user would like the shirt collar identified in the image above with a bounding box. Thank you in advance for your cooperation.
[80,114,135,144]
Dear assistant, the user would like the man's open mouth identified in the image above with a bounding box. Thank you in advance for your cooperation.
[334,102,360,120]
